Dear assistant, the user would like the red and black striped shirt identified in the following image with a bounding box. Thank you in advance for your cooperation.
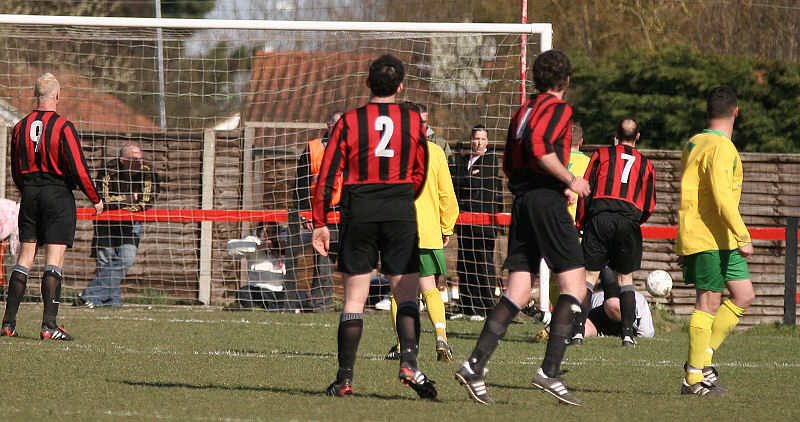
[576,144,656,227]
[503,93,573,194]
[11,110,100,203]
[312,103,428,227]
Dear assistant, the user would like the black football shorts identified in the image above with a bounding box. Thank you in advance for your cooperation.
[587,304,622,337]
[582,213,642,274]
[338,220,419,275]
[18,184,77,247]
[503,188,583,274]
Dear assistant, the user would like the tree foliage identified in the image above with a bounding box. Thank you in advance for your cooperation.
[571,45,800,152]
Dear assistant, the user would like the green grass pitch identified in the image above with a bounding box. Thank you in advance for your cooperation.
[1,306,800,421]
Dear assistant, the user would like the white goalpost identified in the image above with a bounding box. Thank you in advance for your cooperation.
[0,14,553,314]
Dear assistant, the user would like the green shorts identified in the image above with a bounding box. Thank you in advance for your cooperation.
[419,249,447,277]
[681,250,750,293]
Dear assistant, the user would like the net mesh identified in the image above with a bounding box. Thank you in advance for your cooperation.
[0,21,543,313]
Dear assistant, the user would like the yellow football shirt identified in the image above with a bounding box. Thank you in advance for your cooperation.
[676,129,751,255]
[567,151,591,222]
[415,142,459,249]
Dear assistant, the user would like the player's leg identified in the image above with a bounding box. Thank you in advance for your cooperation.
[456,194,532,405]
[3,188,41,336]
[617,272,637,346]
[40,243,73,340]
[384,294,401,359]
[575,218,610,345]
[613,219,644,346]
[704,250,753,391]
[419,249,451,361]
[530,189,585,406]
[1,242,37,337]
[681,251,727,395]
[572,268,599,345]
[327,222,376,396]
[327,272,370,396]
[382,221,436,399]
[456,271,528,405]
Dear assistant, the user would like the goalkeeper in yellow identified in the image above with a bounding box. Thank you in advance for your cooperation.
[385,102,459,362]
[676,87,754,396]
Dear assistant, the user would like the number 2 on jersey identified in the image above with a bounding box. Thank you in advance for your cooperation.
[374,116,395,158]
[620,152,636,183]
[30,120,43,152]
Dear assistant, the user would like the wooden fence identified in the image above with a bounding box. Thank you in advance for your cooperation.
[1,127,798,327]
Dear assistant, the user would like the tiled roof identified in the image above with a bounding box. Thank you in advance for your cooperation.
[0,67,159,133]
[244,50,376,127]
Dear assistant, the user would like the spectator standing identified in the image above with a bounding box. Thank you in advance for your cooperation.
[1,73,104,341]
[451,124,502,318]
[77,144,158,308]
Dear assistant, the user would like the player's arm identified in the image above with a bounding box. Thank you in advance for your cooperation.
[539,153,590,196]
[10,124,22,192]
[61,122,102,205]
[575,152,599,229]
[708,144,751,247]
[436,150,459,237]
[530,103,590,197]
[412,129,429,199]
[311,119,346,229]
[640,161,657,223]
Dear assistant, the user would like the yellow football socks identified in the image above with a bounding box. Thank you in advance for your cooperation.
[390,295,400,349]
[687,309,715,385]
[709,299,746,358]
[422,287,448,341]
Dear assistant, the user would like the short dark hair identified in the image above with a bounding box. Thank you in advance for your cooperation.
[368,54,405,97]
[471,124,487,138]
[532,49,572,93]
[417,103,427,113]
[707,87,737,119]
[571,123,583,147]
[399,101,420,113]
[616,118,639,142]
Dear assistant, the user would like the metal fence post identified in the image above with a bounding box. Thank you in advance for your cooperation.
[784,217,798,325]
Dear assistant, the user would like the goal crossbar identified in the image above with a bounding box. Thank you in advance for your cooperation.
[0,14,550,36]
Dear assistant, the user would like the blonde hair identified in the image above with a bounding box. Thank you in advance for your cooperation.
[34,73,60,102]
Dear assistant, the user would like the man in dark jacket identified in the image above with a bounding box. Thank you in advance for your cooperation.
[451,125,502,318]
[78,144,158,308]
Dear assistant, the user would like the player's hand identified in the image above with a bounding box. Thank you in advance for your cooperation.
[302,221,314,231]
[569,177,591,197]
[312,226,331,256]
[93,200,104,216]
[738,242,754,259]
[442,235,450,247]
[564,190,578,205]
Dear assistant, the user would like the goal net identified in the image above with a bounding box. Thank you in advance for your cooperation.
[0,15,550,315]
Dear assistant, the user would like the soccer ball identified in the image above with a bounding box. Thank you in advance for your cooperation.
[646,270,673,297]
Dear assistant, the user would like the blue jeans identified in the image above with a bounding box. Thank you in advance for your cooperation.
[82,225,141,307]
